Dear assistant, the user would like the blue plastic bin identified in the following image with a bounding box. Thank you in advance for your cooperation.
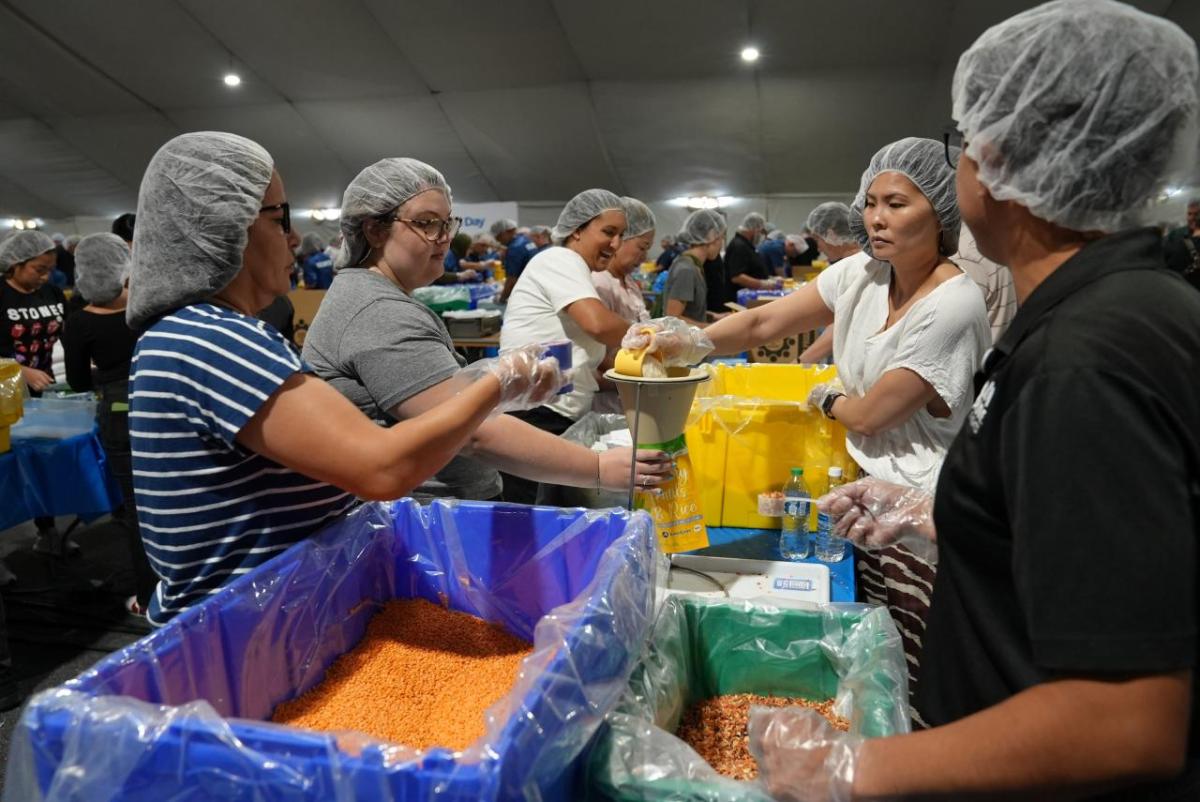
[9,499,660,802]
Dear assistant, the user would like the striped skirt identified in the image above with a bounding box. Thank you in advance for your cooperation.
[855,543,935,728]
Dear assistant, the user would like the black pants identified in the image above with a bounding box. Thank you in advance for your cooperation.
[498,405,575,505]
[98,381,156,607]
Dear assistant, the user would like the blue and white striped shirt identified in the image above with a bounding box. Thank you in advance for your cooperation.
[130,304,357,625]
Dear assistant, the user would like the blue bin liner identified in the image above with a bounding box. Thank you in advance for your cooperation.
[8,499,662,802]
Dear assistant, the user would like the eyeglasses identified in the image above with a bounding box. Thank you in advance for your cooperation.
[383,213,463,243]
[260,202,291,235]
[942,126,964,170]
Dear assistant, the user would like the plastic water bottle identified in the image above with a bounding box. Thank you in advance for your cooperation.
[814,467,848,562]
[779,467,812,561]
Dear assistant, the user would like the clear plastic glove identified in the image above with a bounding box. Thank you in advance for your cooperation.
[461,344,570,414]
[619,317,714,366]
[816,477,936,551]
[597,447,674,490]
[455,269,479,283]
[806,378,846,413]
[749,707,863,802]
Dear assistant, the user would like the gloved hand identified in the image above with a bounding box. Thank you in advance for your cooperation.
[455,269,479,283]
[806,378,845,413]
[620,317,714,366]
[461,344,570,414]
[749,707,863,802]
[816,477,936,551]
[597,447,674,491]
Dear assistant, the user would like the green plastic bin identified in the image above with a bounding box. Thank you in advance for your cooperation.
[586,596,910,801]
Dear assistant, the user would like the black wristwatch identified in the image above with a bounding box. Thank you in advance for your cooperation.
[821,392,845,420]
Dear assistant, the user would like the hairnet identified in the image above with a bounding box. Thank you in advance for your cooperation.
[489,218,517,238]
[0,230,55,269]
[51,232,64,244]
[766,229,785,241]
[336,157,452,269]
[619,197,656,240]
[661,235,676,247]
[529,225,552,237]
[64,234,81,249]
[677,209,727,247]
[74,233,130,305]
[785,234,809,252]
[550,189,624,245]
[127,132,273,329]
[299,232,326,257]
[739,212,766,231]
[952,0,1200,233]
[849,137,961,256]
[806,202,856,246]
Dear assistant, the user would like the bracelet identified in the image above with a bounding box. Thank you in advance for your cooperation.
[595,451,602,489]
[821,392,845,420]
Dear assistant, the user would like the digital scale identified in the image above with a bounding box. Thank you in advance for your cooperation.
[667,553,831,607]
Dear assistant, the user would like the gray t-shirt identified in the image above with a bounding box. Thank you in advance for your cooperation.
[301,268,502,500]
[664,253,708,322]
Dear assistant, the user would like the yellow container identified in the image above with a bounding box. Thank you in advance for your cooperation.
[684,363,852,529]
[0,360,24,455]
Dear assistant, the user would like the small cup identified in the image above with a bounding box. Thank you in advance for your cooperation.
[542,339,574,394]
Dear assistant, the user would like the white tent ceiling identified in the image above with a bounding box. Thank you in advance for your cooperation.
[0,0,1197,219]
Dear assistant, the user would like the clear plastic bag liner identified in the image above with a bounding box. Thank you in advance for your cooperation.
[9,498,662,802]
[585,596,909,802]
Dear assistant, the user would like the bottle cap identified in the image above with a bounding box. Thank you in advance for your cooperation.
[828,466,843,477]
[791,467,803,476]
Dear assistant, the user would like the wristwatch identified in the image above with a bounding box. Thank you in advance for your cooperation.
[821,392,845,420]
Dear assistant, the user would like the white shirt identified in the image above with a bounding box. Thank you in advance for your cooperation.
[500,246,607,421]
[817,251,989,492]
[953,225,1016,344]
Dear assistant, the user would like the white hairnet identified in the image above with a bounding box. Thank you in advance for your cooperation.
[739,212,766,231]
[952,0,1200,233]
[64,234,81,249]
[550,189,624,245]
[849,137,961,256]
[677,209,727,247]
[337,157,452,269]
[785,234,808,252]
[489,218,518,238]
[766,230,785,241]
[806,202,856,246]
[74,233,130,305]
[299,232,326,257]
[620,197,656,240]
[0,230,55,269]
[127,132,273,329]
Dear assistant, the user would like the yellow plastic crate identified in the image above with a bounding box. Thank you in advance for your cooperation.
[685,363,852,529]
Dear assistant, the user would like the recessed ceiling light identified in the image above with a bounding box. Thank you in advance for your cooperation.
[223,73,242,87]
[740,46,760,63]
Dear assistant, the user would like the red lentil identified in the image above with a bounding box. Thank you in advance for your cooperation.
[272,598,532,750]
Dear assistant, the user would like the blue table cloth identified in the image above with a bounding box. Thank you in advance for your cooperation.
[0,409,121,531]
[686,526,857,603]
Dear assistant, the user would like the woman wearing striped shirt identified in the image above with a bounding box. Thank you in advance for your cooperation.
[126,132,564,626]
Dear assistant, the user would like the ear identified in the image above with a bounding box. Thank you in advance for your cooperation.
[362,217,389,250]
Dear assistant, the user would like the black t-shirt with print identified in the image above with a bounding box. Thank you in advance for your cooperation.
[1,281,66,378]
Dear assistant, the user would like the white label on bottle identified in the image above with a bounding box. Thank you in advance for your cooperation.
[783,499,809,517]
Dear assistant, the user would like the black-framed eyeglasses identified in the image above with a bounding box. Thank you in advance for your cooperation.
[942,126,964,170]
[381,212,463,243]
[260,202,291,235]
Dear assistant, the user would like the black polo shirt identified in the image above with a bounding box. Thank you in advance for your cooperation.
[723,232,768,300]
[918,229,1200,799]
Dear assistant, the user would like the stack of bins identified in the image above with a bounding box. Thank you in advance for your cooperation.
[8,499,662,802]
[685,363,853,528]
[585,596,910,801]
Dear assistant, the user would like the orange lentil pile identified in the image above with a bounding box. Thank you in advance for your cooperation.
[272,598,532,750]
[676,693,850,781]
